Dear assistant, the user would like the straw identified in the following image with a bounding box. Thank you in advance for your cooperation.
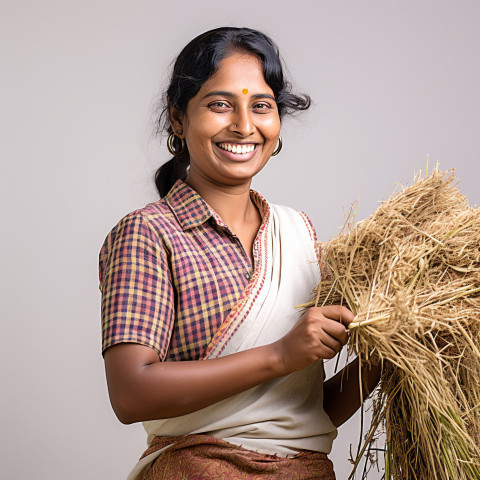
[308,167,480,479]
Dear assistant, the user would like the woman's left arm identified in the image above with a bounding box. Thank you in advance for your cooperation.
[323,355,382,427]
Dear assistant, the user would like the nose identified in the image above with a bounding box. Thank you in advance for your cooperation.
[230,107,254,137]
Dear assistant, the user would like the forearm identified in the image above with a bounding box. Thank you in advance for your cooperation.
[323,356,381,427]
[105,343,285,424]
[104,305,356,424]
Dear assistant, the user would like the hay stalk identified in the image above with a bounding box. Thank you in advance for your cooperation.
[309,168,480,479]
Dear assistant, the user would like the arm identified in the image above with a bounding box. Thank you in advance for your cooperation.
[104,342,283,423]
[104,305,353,424]
[323,355,382,428]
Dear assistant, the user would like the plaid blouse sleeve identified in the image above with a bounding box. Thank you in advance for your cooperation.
[99,211,174,359]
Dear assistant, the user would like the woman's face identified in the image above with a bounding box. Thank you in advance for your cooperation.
[173,52,281,189]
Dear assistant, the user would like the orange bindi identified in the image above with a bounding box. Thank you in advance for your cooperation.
[242,88,248,95]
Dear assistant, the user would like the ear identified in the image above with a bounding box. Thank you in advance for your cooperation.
[169,106,185,136]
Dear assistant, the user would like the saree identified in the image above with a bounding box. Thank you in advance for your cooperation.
[127,204,338,480]
[141,434,335,479]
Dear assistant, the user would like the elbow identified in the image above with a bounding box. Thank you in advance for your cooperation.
[104,343,166,423]
[114,407,137,425]
[109,385,169,424]
[322,401,340,428]
[109,390,142,424]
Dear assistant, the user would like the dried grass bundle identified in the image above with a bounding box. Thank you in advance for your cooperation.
[311,167,480,479]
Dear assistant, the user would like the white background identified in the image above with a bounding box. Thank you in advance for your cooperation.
[2,1,479,478]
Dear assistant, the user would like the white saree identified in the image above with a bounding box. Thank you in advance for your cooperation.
[127,204,337,480]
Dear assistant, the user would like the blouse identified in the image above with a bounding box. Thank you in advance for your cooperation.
[99,180,317,361]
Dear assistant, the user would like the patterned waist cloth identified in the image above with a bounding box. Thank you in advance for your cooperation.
[141,434,336,480]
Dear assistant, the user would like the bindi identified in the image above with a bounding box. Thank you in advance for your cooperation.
[242,88,248,95]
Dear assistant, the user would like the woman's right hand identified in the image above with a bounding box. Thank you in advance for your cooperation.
[273,306,354,374]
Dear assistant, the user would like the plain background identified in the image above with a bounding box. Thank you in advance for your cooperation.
[2,1,479,479]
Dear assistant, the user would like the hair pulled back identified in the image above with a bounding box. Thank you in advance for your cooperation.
[155,27,311,198]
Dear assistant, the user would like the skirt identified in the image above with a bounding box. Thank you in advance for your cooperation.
[141,434,336,480]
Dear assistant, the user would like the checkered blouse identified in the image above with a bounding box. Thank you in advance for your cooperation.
[99,180,318,361]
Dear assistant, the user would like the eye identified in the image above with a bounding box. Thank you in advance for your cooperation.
[253,102,274,112]
[208,101,231,112]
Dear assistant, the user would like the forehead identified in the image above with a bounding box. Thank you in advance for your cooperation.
[199,52,272,94]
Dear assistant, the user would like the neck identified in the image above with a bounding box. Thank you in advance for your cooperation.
[185,175,255,228]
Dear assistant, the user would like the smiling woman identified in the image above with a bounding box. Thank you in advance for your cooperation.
[99,27,380,480]
[154,27,310,199]
[174,53,281,194]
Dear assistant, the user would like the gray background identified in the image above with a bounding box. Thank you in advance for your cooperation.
[2,1,479,479]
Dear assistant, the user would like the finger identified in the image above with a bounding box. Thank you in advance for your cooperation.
[321,345,340,360]
[319,330,344,353]
[319,305,354,326]
[322,321,349,346]
[320,315,350,336]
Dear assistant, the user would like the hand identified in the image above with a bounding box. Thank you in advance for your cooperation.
[273,305,354,374]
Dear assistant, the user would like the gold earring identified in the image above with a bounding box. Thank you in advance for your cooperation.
[167,132,186,156]
[271,136,283,157]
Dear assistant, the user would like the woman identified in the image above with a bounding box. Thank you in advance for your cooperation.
[99,27,380,479]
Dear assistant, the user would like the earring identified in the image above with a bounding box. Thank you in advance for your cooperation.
[271,136,283,157]
[167,131,186,156]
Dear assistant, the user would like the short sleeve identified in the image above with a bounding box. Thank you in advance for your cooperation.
[99,212,174,359]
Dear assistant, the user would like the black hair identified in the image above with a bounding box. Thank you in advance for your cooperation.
[155,26,311,198]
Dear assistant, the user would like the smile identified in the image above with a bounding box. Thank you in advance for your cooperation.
[217,142,256,154]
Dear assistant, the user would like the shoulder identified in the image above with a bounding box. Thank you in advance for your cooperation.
[269,203,329,272]
[269,203,318,243]
[98,199,180,279]
[100,200,177,251]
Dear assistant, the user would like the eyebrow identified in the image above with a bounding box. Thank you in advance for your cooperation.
[202,90,276,101]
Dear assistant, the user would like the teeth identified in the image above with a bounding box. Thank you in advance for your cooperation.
[218,143,256,154]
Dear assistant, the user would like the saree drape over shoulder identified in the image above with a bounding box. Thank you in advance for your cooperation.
[126,203,337,480]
